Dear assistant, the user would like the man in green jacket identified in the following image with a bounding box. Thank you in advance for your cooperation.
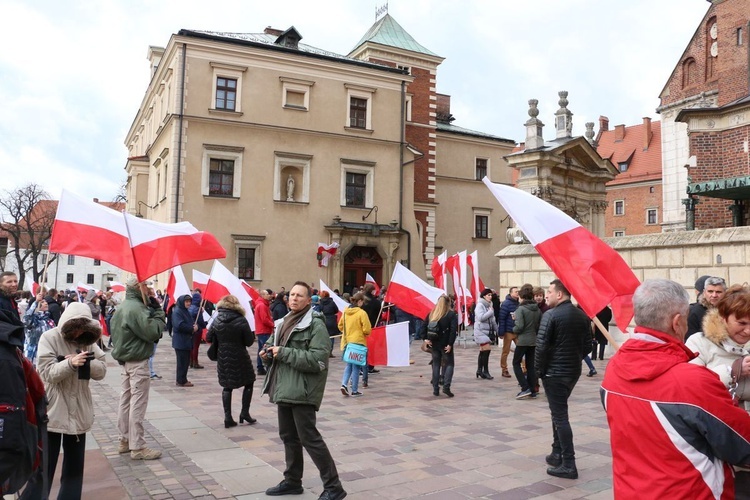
[261,281,346,500]
[110,277,166,460]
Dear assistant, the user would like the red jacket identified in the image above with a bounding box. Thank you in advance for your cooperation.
[601,327,750,499]
[254,298,274,335]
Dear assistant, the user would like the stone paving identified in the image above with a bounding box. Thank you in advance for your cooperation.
[71,335,615,499]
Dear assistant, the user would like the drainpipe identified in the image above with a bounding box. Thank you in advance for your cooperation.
[398,79,412,269]
[174,43,187,223]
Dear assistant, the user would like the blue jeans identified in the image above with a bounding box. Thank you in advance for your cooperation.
[257,333,271,370]
[341,362,362,393]
[583,355,595,372]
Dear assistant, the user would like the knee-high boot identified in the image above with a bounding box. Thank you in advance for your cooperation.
[476,352,488,379]
[223,389,237,428]
[482,350,494,379]
[239,385,257,425]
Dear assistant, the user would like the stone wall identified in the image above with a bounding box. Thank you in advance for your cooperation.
[495,226,750,346]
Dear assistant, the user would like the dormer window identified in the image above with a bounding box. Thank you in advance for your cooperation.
[618,161,629,172]
[275,27,303,50]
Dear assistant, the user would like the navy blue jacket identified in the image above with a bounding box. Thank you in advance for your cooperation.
[498,294,519,334]
[171,295,194,351]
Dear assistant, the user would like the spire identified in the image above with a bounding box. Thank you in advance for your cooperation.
[554,91,573,139]
[350,14,438,57]
[525,99,545,150]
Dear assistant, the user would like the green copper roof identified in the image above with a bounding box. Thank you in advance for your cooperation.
[351,14,438,57]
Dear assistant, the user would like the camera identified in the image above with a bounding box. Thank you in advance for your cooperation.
[76,349,94,380]
[263,346,275,360]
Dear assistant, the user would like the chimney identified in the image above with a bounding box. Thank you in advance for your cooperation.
[524,99,545,150]
[93,198,99,203]
[642,117,653,150]
[599,116,609,132]
[264,26,284,36]
[614,124,625,142]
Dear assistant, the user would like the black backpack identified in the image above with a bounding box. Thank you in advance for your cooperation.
[426,320,440,342]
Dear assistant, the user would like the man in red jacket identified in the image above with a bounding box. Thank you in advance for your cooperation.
[254,289,275,375]
[602,279,750,499]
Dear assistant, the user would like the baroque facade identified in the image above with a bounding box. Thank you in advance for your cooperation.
[124,15,515,291]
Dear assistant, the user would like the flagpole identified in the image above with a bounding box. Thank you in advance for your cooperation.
[121,212,148,305]
[39,252,53,296]
[593,316,620,351]
[194,297,207,327]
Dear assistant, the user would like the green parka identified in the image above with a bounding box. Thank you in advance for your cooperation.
[262,308,331,410]
[110,286,166,363]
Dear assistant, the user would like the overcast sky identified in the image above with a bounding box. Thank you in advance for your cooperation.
[0,0,709,203]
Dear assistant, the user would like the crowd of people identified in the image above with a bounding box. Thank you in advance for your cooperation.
[2,268,750,498]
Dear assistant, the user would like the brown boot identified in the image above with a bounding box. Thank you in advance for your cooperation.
[502,369,512,378]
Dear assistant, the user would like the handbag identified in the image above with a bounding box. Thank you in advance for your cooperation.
[343,343,367,366]
[488,325,497,343]
[207,340,218,361]
[730,355,749,401]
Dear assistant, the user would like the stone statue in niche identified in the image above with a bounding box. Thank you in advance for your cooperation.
[286,174,295,202]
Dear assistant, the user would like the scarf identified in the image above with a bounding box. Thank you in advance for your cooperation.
[277,304,311,346]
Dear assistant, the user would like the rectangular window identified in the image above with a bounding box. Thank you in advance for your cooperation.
[67,255,75,265]
[86,273,95,285]
[618,162,629,172]
[614,230,625,237]
[66,273,74,284]
[238,248,255,280]
[0,237,7,258]
[614,200,624,216]
[215,77,237,111]
[738,27,744,46]
[647,209,658,225]
[476,158,488,180]
[349,97,367,129]
[475,215,489,239]
[286,90,305,108]
[345,172,367,207]
[209,159,235,196]
[41,253,47,265]
[93,259,101,266]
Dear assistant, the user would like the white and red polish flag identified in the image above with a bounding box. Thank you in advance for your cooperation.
[482,178,640,332]
[77,282,95,293]
[164,266,190,311]
[49,190,226,282]
[367,321,410,367]
[317,242,339,267]
[430,250,447,291]
[467,251,486,303]
[384,262,445,319]
[365,273,381,296]
[319,280,349,313]
[192,270,210,291]
[25,279,41,296]
[203,260,255,329]
[109,281,126,293]
[241,281,261,304]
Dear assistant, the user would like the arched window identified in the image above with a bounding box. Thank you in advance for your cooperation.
[682,58,697,89]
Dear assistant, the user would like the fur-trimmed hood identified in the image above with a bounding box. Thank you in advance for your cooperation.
[58,302,102,346]
[701,308,729,345]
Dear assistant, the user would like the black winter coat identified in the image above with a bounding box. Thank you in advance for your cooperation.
[44,295,62,325]
[270,299,288,321]
[534,300,592,378]
[319,297,339,336]
[206,308,256,389]
[419,310,458,349]
[362,295,382,326]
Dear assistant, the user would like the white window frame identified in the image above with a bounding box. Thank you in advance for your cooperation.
[273,152,312,203]
[613,230,625,237]
[210,62,247,113]
[233,236,264,281]
[344,84,376,131]
[475,157,489,181]
[614,200,625,216]
[201,145,244,198]
[646,208,658,225]
[340,159,375,208]
[473,209,492,239]
[404,94,412,122]
[280,77,313,111]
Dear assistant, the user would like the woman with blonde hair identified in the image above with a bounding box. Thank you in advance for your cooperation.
[206,294,257,427]
[338,292,371,397]
[420,295,458,397]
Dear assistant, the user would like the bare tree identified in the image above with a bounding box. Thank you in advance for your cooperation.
[113,178,127,203]
[0,183,58,289]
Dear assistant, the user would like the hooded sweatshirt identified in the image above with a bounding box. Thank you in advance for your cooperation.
[601,326,750,499]
[36,302,107,435]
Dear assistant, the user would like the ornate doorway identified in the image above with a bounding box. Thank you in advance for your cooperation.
[343,246,382,294]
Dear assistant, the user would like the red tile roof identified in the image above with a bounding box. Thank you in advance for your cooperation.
[596,119,662,186]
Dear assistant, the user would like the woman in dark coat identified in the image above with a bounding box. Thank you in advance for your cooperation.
[171,294,196,387]
[206,295,257,428]
[319,291,340,353]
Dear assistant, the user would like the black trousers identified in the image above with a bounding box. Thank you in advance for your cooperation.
[513,345,537,392]
[277,403,342,492]
[542,376,579,462]
[48,432,86,500]
[175,348,191,384]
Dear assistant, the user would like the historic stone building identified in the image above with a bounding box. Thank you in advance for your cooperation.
[124,14,515,290]
[658,0,750,230]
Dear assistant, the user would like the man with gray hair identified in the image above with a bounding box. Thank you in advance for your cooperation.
[686,276,726,340]
[601,279,750,498]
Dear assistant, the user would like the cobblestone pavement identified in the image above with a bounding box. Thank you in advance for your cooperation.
[74,335,615,499]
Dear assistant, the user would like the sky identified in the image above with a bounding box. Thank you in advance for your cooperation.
[0,0,710,204]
